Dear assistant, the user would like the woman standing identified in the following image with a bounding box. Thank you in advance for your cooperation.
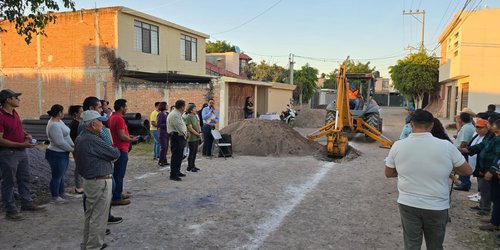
[157,102,170,166]
[244,97,254,119]
[68,105,84,194]
[185,103,202,172]
[45,104,74,203]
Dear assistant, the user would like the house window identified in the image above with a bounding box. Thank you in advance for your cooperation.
[180,34,197,62]
[134,20,159,55]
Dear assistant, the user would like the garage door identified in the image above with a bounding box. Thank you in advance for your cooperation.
[228,83,254,124]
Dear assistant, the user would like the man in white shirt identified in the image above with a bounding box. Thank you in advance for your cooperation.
[385,109,472,250]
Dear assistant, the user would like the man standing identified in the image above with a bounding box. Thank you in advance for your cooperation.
[404,105,415,124]
[385,109,472,250]
[454,112,476,191]
[201,98,218,157]
[167,100,188,181]
[76,110,120,250]
[0,89,45,221]
[108,99,137,205]
[149,102,160,161]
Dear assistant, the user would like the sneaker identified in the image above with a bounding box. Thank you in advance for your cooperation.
[108,216,123,225]
[111,199,130,206]
[178,173,186,177]
[5,211,24,221]
[20,204,46,212]
[468,193,480,198]
[61,192,80,199]
[194,167,200,171]
[52,197,66,204]
[470,197,480,202]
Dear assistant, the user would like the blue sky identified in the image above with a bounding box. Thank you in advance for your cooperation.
[67,0,500,77]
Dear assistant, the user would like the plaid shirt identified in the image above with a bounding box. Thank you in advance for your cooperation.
[468,132,500,172]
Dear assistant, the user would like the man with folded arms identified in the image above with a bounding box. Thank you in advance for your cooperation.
[75,110,120,250]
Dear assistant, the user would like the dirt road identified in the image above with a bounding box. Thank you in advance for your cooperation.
[0,107,489,249]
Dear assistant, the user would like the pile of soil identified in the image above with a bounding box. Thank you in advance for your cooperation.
[295,108,326,128]
[0,147,76,208]
[220,119,322,157]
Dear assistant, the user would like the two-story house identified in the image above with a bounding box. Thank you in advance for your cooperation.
[438,8,500,118]
[0,6,214,118]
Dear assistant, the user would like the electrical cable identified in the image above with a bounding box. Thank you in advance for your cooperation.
[211,0,283,35]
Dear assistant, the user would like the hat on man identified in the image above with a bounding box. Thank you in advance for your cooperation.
[81,110,107,122]
[0,89,22,103]
[475,118,488,127]
[461,107,476,117]
[406,105,416,111]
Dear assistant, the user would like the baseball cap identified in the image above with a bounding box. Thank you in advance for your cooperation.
[475,118,488,127]
[406,105,416,111]
[0,89,22,103]
[81,110,107,122]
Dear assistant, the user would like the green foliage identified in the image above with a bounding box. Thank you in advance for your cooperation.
[389,52,439,108]
[323,56,376,89]
[245,60,287,83]
[0,0,76,44]
[206,40,236,53]
[293,64,319,103]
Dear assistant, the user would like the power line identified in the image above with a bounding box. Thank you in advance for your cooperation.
[211,0,283,35]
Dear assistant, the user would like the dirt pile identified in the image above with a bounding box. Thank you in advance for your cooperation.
[295,108,326,128]
[220,119,322,157]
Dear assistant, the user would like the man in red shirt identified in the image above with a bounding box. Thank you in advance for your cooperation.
[107,99,137,206]
[0,89,45,220]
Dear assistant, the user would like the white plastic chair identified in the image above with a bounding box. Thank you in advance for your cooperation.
[211,129,232,160]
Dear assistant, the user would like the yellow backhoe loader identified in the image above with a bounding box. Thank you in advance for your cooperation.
[307,65,393,157]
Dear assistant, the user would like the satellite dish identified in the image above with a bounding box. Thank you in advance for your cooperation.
[234,46,241,53]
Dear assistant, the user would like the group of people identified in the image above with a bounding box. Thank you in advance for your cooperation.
[148,98,220,180]
[389,104,500,249]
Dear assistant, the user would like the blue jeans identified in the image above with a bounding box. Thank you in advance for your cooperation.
[45,149,70,198]
[458,175,471,190]
[112,150,129,201]
[349,99,359,110]
[150,130,160,159]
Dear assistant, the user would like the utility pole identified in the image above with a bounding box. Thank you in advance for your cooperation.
[403,9,426,52]
[289,53,294,85]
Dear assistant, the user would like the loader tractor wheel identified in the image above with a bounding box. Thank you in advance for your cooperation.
[364,112,381,132]
[326,110,336,125]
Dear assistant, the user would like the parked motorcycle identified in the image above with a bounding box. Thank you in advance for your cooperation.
[280,105,297,128]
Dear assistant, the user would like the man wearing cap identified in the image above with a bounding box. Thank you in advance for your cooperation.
[454,112,476,191]
[0,89,45,221]
[385,109,472,250]
[468,118,494,214]
[75,110,120,250]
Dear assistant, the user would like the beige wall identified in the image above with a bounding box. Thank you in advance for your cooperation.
[116,12,206,75]
[266,83,295,114]
[438,8,500,115]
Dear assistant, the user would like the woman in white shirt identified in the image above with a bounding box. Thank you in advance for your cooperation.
[45,104,74,203]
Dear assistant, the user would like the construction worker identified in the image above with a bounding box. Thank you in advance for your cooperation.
[348,84,360,110]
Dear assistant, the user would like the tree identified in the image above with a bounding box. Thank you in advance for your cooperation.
[293,64,319,105]
[0,0,76,44]
[389,52,439,108]
[206,40,236,53]
[322,56,376,89]
[245,60,287,83]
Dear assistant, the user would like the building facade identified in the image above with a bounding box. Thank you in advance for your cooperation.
[438,8,500,118]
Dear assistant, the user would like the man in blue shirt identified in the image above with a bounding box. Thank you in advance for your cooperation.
[201,98,219,157]
[454,112,476,191]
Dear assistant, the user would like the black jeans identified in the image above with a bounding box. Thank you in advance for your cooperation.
[170,135,186,177]
[187,140,199,169]
[202,124,214,156]
[491,180,500,226]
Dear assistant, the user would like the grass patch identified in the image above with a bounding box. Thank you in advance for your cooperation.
[129,140,154,158]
